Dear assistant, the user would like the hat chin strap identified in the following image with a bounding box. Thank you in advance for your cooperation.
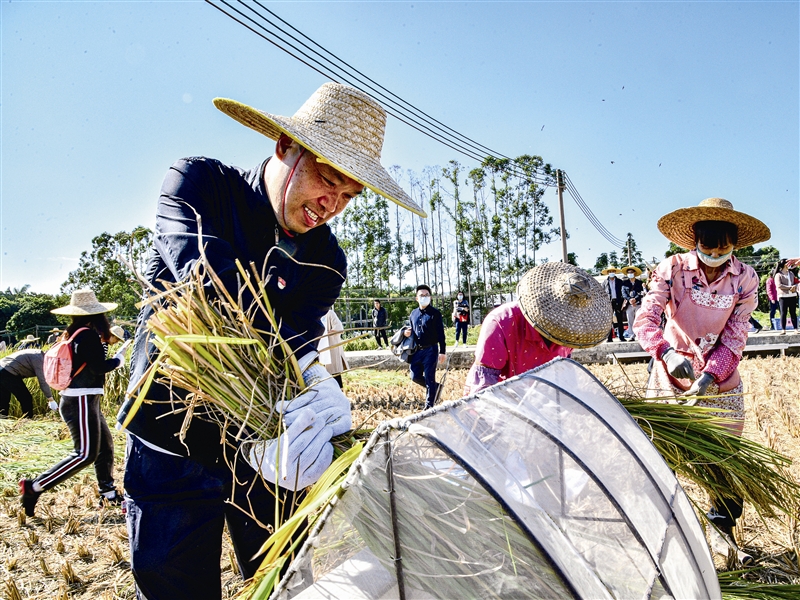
[280,147,307,238]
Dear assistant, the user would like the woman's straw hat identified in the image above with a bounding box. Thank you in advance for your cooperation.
[24,335,36,341]
[657,198,770,250]
[109,325,126,343]
[622,265,642,277]
[213,83,425,217]
[600,267,619,276]
[51,290,117,316]
[517,262,612,349]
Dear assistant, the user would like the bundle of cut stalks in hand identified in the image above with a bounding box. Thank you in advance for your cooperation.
[124,256,369,597]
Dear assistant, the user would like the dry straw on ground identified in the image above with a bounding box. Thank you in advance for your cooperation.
[1,356,800,598]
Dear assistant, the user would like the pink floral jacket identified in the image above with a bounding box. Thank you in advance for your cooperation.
[633,251,758,386]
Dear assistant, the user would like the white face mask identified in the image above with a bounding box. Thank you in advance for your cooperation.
[608,273,616,279]
[457,294,463,300]
[627,273,635,279]
[696,245,732,268]
[418,296,431,308]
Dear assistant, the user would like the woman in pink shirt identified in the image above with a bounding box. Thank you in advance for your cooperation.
[465,262,611,394]
[633,197,770,544]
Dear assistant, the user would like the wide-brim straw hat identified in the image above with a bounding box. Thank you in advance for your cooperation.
[52,289,117,316]
[517,262,612,349]
[24,335,36,341]
[600,267,620,276]
[622,265,642,277]
[109,325,126,343]
[213,83,426,217]
[658,197,770,250]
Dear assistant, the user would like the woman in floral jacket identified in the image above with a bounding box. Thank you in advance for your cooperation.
[633,197,770,545]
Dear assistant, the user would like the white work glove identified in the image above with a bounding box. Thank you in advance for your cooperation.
[245,407,334,490]
[278,363,352,437]
[680,372,715,406]
[662,348,696,380]
[113,340,132,366]
[47,398,58,411]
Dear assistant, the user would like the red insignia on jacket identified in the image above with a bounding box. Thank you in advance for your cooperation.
[277,277,286,290]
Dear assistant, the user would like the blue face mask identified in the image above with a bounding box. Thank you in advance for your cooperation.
[696,245,732,268]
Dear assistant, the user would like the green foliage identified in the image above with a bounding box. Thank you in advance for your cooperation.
[61,226,152,318]
[5,294,62,338]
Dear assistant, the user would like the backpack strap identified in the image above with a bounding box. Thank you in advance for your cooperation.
[67,327,91,377]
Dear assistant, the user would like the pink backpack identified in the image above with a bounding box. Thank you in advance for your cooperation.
[43,327,89,390]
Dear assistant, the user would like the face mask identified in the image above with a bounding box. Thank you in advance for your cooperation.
[419,296,431,308]
[696,246,732,268]
[608,273,616,279]
[627,273,635,279]
[457,294,463,300]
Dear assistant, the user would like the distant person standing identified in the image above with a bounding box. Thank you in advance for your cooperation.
[452,291,470,345]
[0,349,55,418]
[371,299,389,348]
[602,267,625,342]
[766,271,779,329]
[46,328,62,346]
[774,258,799,334]
[620,266,645,341]
[404,285,446,409]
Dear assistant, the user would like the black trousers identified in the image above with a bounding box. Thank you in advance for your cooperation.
[455,321,468,344]
[125,435,304,600]
[607,299,625,341]
[779,296,798,330]
[374,328,388,347]
[0,370,33,417]
[35,394,115,493]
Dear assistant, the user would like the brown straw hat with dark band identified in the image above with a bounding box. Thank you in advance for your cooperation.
[213,83,425,217]
[657,197,770,250]
[517,262,612,349]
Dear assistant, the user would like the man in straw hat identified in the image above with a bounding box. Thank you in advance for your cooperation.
[633,197,770,550]
[117,82,424,599]
[465,262,611,395]
[620,265,644,341]
[601,266,626,342]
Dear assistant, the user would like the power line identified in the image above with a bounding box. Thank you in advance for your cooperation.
[561,173,626,249]
[205,0,553,184]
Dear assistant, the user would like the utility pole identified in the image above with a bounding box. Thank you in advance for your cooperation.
[556,170,568,262]
[627,237,632,266]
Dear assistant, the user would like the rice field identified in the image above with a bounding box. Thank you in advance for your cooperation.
[1,356,799,598]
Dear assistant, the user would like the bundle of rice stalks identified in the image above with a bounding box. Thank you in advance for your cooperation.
[618,396,800,520]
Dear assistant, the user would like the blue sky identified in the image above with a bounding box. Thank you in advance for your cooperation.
[2,0,798,294]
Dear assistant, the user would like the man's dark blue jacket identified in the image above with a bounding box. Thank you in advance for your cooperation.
[409,305,446,355]
[117,157,346,464]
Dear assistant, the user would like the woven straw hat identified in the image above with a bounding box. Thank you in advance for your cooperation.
[213,83,425,217]
[24,335,36,341]
[109,325,126,343]
[600,267,620,276]
[517,262,612,349]
[52,289,117,316]
[657,198,770,250]
[622,265,642,276]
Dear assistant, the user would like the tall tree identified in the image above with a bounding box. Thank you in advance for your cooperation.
[61,227,152,317]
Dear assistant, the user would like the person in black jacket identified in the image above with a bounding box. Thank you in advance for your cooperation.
[19,290,129,517]
[372,299,389,348]
[116,83,425,599]
[602,267,626,342]
[404,285,446,409]
[452,291,470,344]
[620,266,645,341]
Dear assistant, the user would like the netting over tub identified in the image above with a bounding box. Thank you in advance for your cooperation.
[274,358,720,600]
